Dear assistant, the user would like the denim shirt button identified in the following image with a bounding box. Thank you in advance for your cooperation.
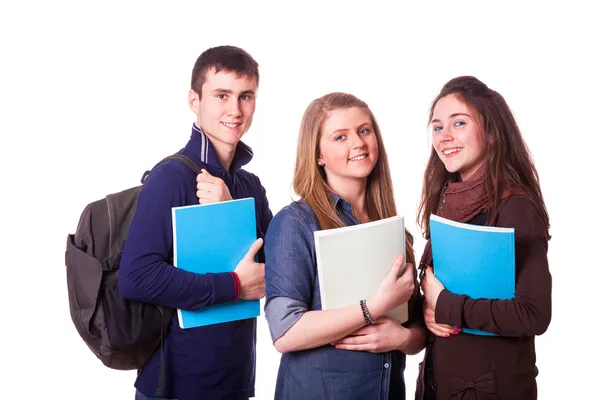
[384,363,389,368]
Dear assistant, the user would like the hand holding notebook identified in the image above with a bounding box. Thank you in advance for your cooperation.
[234,238,265,300]
[366,255,415,320]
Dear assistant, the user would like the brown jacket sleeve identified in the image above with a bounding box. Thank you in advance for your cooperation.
[434,195,552,336]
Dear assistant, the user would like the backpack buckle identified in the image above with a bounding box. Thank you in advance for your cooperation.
[103,252,122,272]
[140,170,150,184]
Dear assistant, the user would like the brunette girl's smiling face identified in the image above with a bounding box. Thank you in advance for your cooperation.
[431,93,485,180]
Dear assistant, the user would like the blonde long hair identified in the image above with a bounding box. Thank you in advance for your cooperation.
[293,92,415,265]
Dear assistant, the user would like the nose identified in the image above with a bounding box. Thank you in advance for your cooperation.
[435,129,453,145]
[226,97,242,117]
[349,132,367,149]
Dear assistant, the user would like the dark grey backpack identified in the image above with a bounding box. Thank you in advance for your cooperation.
[65,154,200,396]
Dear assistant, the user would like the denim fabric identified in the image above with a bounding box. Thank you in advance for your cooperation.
[265,196,407,400]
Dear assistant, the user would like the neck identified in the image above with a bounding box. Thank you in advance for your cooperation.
[459,161,486,182]
[213,143,236,172]
[199,123,236,172]
[328,176,369,222]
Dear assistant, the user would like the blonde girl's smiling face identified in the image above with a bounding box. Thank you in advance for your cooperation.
[318,107,379,184]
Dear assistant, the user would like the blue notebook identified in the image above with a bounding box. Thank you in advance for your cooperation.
[171,197,260,329]
[429,214,515,336]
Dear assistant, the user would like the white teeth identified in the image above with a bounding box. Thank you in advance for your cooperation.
[443,148,462,155]
[222,122,241,128]
[349,154,367,161]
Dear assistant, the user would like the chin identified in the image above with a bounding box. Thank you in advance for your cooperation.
[221,132,245,144]
[441,161,460,174]
[354,169,374,179]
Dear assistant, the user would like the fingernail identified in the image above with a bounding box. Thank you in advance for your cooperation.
[453,328,460,335]
[444,333,450,337]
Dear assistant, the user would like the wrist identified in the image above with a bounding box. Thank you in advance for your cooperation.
[360,299,376,325]
[395,325,411,352]
[366,296,386,320]
[430,287,443,311]
[230,272,241,300]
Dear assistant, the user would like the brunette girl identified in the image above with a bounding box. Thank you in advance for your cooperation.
[418,76,551,399]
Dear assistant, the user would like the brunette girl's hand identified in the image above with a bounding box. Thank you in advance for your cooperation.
[421,266,445,311]
[423,301,459,337]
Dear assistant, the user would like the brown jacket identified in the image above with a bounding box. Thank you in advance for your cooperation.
[417,195,552,399]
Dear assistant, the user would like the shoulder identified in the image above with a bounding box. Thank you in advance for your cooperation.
[237,169,267,193]
[497,194,546,240]
[267,201,317,238]
[277,201,316,224]
[498,195,539,222]
[139,160,193,202]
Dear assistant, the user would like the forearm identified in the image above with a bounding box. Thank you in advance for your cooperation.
[274,296,394,353]
[274,304,370,353]
[119,256,237,310]
[435,286,551,336]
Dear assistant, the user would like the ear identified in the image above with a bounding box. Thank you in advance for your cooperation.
[317,156,325,167]
[188,89,200,116]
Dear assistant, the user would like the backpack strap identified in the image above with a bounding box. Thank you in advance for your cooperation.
[140,154,202,184]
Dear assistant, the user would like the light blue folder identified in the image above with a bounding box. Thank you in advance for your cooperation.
[172,197,259,329]
[430,214,515,336]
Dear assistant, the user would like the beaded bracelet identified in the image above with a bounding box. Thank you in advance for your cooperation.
[359,299,375,325]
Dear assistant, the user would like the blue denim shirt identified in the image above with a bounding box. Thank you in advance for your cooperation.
[265,195,409,400]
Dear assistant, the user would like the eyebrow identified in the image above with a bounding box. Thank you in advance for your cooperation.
[212,89,256,96]
[330,128,348,136]
[431,113,472,124]
[329,122,372,136]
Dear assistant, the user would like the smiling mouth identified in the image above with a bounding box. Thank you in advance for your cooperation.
[349,154,368,161]
[442,147,462,155]
[221,122,241,128]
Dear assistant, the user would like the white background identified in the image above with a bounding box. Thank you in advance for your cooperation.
[2,1,598,399]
